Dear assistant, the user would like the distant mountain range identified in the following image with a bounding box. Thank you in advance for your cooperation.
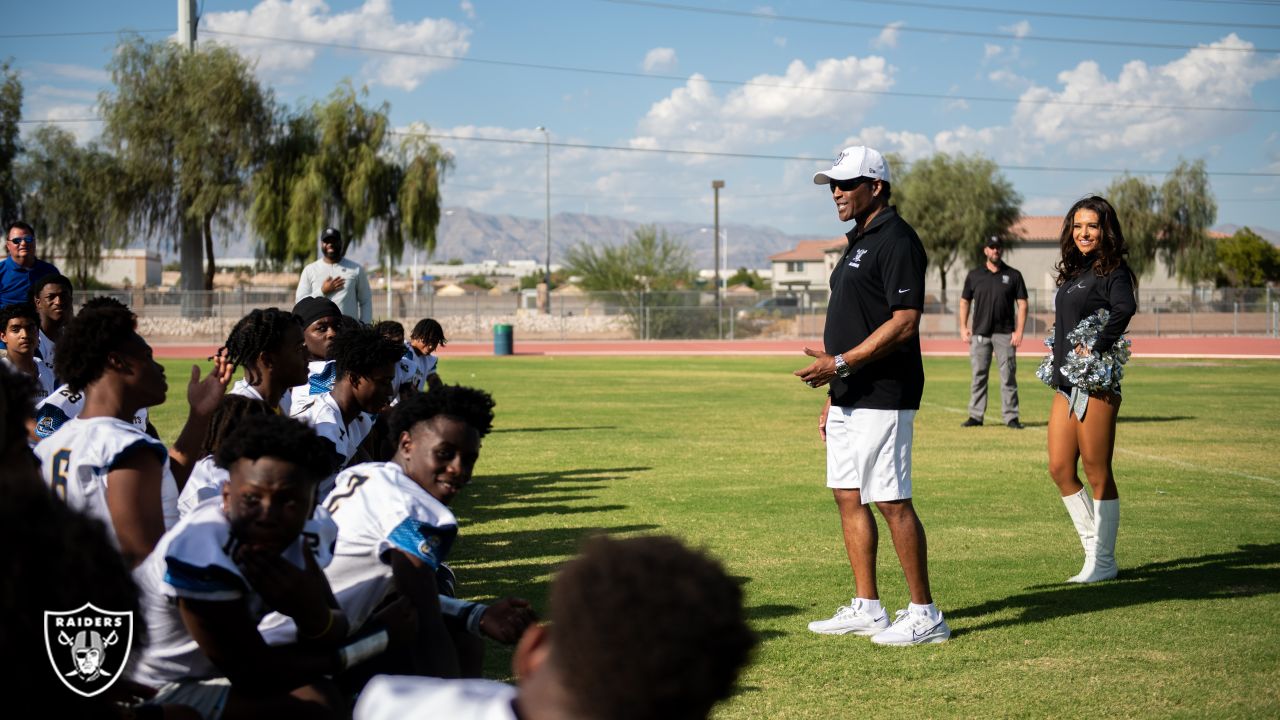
[137,209,1278,270]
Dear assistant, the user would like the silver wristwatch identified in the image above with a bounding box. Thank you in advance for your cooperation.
[833,353,852,378]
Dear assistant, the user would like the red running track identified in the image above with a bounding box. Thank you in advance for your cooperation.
[155,336,1280,359]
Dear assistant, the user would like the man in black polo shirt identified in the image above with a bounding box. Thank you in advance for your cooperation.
[794,146,949,646]
[959,237,1028,429]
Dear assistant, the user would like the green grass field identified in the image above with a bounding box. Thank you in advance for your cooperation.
[152,355,1280,719]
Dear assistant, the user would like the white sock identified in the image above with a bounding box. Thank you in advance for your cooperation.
[909,602,939,619]
[857,598,883,614]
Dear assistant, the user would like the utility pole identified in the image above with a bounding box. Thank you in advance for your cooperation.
[712,179,725,339]
[178,0,197,50]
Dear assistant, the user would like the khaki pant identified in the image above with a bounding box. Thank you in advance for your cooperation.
[968,333,1020,423]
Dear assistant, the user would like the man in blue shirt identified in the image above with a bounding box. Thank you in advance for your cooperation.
[1,221,61,307]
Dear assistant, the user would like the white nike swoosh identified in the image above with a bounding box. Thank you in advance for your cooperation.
[898,289,910,294]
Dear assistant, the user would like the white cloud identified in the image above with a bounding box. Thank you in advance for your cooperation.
[32,85,99,102]
[30,63,110,84]
[642,47,678,74]
[841,127,934,161]
[459,0,475,20]
[1011,33,1280,156]
[202,0,471,90]
[988,68,1031,90]
[631,56,895,156]
[773,36,787,48]
[1000,20,1032,39]
[984,44,1003,61]
[872,21,905,50]
[754,6,777,17]
[24,105,101,144]
[945,98,970,112]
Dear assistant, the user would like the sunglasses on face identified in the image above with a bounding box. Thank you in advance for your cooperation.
[8,236,35,246]
[829,178,871,193]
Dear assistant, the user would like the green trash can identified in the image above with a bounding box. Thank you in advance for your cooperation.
[494,323,513,356]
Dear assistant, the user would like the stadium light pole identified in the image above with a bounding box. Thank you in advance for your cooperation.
[712,179,725,339]
[536,126,551,315]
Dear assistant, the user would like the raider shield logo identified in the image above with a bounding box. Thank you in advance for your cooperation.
[44,603,134,698]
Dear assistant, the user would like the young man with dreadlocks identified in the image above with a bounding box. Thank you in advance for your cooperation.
[221,307,310,415]
[34,301,232,567]
[289,324,401,496]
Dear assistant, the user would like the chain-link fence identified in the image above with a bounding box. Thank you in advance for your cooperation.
[107,285,1280,343]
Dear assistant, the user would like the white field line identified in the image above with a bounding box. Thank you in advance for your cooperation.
[919,401,1279,486]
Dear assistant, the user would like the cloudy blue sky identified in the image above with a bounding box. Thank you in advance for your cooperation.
[8,0,1280,238]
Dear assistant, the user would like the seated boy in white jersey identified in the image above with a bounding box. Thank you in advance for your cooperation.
[354,535,757,720]
[405,318,447,393]
[288,297,342,404]
[0,302,55,402]
[34,301,232,567]
[178,395,274,519]
[262,385,536,679]
[30,273,73,379]
[221,307,310,415]
[130,414,354,720]
[289,325,401,492]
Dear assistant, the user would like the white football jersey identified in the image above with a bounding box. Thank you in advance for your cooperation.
[288,392,374,468]
[258,461,457,643]
[229,378,292,415]
[1,356,55,403]
[288,359,337,404]
[393,344,437,395]
[355,676,517,720]
[37,329,56,375]
[33,384,149,440]
[129,499,338,687]
[34,416,179,544]
[176,455,228,520]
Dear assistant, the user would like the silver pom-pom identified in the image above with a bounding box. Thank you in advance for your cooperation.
[1038,310,1131,394]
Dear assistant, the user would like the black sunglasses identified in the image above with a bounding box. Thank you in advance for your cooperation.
[828,177,872,193]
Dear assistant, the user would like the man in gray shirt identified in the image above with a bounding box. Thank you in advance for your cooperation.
[295,227,372,324]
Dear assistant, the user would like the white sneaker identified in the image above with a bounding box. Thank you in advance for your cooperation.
[870,608,951,646]
[807,599,889,636]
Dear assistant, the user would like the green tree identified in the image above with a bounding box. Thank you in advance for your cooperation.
[99,38,273,296]
[0,59,22,224]
[726,267,770,290]
[1104,174,1162,279]
[1217,227,1280,287]
[1159,158,1218,284]
[250,86,450,267]
[17,126,129,285]
[893,153,1021,311]
[565,226,709,338]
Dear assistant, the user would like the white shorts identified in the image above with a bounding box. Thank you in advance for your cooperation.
[825,406,915,503]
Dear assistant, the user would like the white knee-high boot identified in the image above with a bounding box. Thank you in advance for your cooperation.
[1073,498,1119,583]
[1061,488,1096,583]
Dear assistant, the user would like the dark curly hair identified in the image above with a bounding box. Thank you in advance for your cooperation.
[388,384,495,441]
[1055,195,1130,287]
[551,535,755,720]
[220,308,301,386]
[411,318,447,346]
[78,295,129,313]
[201,394,274,457]
[332,324,404,381]
[53,306,138,393]
[28,273,73,304]
[373,320,405,344]
[0,302,39,333]
[215,414,333,482]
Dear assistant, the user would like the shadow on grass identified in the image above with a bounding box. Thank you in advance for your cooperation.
[491,425,619,434]
[1116,415,1195,423]
[948,543,1280,637]
[460,466,651,516]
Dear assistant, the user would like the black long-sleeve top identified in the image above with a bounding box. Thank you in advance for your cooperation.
[1051,262,1137,387]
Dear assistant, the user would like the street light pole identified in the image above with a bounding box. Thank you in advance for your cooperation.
[536,126,551,315]
[711,179,725,339]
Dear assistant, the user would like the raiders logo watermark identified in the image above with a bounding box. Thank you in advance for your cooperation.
[44,603,134,698]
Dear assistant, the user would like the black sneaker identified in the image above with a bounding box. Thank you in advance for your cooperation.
[961,418,983,427]
[1007,419,1025,430]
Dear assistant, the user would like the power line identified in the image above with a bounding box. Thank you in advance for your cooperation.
[1152,0,1280,6]
[0,28,170,39]
[588,0,1280,54]
[830,0,1280,30]
[198,29,1278,114]
[393,129,1280,178]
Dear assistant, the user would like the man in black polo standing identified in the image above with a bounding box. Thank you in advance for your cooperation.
[959,237,1028,429]
[794,146,949,646]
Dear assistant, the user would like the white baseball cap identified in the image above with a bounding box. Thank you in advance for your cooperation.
[812,145,890,185]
